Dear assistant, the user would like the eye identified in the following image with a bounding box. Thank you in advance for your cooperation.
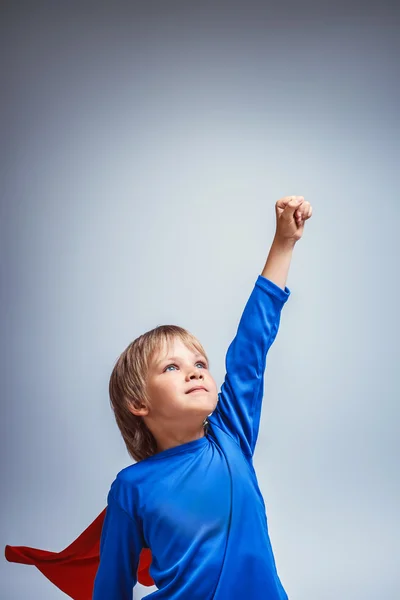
[196,361,207,369]
[163,361,207,373]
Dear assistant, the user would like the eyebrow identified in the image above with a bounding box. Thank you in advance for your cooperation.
[155,354,207,368]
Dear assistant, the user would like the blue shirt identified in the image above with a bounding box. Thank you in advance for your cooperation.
[93,275,290,599]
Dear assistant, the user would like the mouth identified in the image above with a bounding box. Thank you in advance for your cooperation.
[186,386,208,394]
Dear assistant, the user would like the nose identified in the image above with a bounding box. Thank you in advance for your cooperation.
[186,369,204,381]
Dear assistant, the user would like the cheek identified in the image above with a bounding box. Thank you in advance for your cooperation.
[161,378,184,402]
[208,374,218,390]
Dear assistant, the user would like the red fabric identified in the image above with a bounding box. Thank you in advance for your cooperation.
[4,508,154,599]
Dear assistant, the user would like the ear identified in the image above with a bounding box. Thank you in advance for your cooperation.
[128,403,149,417]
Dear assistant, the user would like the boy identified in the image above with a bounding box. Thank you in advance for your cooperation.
[6,195,312,599]
[93,194,312,599]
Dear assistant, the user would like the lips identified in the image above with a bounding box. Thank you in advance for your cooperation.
[186,386,207,394]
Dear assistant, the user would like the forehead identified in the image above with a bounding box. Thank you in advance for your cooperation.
[151,336,203,364]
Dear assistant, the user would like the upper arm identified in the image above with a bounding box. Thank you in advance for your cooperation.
[93,486,144,600]
[208,276,290,457]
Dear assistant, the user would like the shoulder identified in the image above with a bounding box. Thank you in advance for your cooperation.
[108,459,156,514]
[107,463,143,511]
[115,461,142,483]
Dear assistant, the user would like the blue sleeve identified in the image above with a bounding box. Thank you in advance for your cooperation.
[92,481,144,600]
[208,275,290,458]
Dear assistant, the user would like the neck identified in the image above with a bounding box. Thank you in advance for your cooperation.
[155,423,207,454]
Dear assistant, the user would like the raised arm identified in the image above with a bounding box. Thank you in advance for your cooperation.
[208,196,312,458]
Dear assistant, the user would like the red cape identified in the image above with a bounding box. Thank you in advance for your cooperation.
[4,508,154,599]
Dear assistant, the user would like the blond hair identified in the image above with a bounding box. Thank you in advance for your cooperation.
[109,325,209,462]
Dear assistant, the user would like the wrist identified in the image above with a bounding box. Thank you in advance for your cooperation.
[261,235,295,290]
[272,234,297,252]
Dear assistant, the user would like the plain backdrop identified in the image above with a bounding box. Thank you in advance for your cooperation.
[1,1,399,599]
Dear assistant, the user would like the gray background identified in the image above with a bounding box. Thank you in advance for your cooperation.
[1,1,399,599]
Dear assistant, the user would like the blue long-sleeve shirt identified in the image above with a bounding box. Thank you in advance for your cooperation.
[93,275,290,599]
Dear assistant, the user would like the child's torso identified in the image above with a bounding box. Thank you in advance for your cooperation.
[117,424,287,599]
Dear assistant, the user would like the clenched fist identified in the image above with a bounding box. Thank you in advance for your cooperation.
[275,196,313,243]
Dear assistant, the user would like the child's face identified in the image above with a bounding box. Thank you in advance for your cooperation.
[145,337,218,424]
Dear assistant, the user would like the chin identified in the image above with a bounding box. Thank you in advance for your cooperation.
[203,397,218,416]
[185,390,217,411]
[189,398,216,417]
